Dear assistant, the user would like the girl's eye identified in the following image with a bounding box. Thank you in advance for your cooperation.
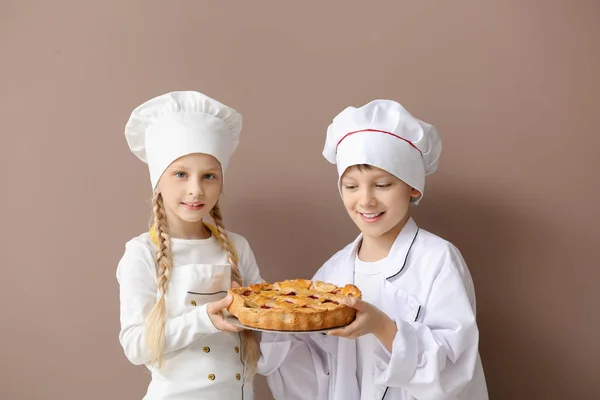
[175,172,187,178]
[344,185,358,190]
[375,183,392,188]
[203,173,216,180]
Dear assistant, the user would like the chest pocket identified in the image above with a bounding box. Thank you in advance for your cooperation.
[184,263,232,308]
[381,280,422,323]
[164,263,232,317]
[186,289,228,308]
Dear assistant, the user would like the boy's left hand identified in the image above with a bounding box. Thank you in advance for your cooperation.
[327,297,398,350]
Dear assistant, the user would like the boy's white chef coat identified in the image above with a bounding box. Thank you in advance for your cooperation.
[116,230,262,400]
[258,218,489,400]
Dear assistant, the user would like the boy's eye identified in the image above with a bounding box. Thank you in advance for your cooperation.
[344,185,358,190]
[203,173,216,180]
[175,172,187,178]
[375,183,392,188]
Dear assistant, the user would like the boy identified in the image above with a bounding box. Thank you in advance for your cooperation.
[259,100,488,400]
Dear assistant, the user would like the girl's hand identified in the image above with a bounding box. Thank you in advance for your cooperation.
[206,281,243,332]
[327,297,398,350]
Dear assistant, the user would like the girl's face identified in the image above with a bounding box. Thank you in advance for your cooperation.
[340,165,420,242]
[157,153,222,238]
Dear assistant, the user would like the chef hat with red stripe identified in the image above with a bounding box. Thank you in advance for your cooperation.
[322,99,442,204]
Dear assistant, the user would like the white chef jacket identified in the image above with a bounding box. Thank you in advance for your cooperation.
[258,218,489,400]
[116,229,263,400]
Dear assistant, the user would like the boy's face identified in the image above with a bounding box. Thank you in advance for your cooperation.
[340,165,420,240]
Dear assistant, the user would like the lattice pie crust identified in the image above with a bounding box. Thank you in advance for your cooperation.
[227,279,362,331]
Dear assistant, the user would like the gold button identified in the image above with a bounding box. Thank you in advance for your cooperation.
[190,300,197,306]
[236,373,241,380]
[234,346,239,353]
[203,346,210,353]
[208,373,215,381]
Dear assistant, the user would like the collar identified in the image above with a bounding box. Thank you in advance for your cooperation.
[345,217,420,280]
[148,222,239,263]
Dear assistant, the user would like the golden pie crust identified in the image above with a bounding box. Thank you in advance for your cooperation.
[227,279,362,331]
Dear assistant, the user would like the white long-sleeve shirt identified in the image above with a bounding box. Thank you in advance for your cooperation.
[116,230,263,400]
[354,255,386,399]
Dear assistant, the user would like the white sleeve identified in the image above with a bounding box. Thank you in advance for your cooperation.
[116,241,219,366]
[259,333,332,400]
[235,235,264,286]
[372,248,480,400]
[257,265,337,400]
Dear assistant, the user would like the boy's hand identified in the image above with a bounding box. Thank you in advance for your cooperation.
[327,298,398,350]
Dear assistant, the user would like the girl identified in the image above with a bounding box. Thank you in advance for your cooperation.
[117,91,263,400]
[259,100,489,399]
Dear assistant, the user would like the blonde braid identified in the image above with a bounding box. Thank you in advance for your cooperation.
[210,202,260,379]
[145,192,174,368]
[210,204,243,285]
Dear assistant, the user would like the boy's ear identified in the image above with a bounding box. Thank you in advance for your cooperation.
[410,189,422,204]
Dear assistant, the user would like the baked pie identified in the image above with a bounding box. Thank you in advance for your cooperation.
[227,279,362,331]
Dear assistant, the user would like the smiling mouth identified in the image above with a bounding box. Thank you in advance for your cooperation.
[360,212,382,218]
[182,202,204,209]
[358,211,384,222]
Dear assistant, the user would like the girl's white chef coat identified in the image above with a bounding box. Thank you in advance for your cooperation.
[258,218,489,400]
[116,229,263,400]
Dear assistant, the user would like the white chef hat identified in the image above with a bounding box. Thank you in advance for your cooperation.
[322,99,442,204]
[124,91,242,189]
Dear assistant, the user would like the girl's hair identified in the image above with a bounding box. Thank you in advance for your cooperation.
[210,202,260,379]
[145,192,260,379]
[145,191,172,368]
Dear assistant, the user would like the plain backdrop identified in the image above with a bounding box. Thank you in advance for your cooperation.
[1,1,599,399]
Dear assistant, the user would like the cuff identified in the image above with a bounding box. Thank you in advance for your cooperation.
[374,317,419,385]
[196,303,220,334]
[258,340,293,375]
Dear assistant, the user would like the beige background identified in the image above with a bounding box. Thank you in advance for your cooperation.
[1,1,599,399]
